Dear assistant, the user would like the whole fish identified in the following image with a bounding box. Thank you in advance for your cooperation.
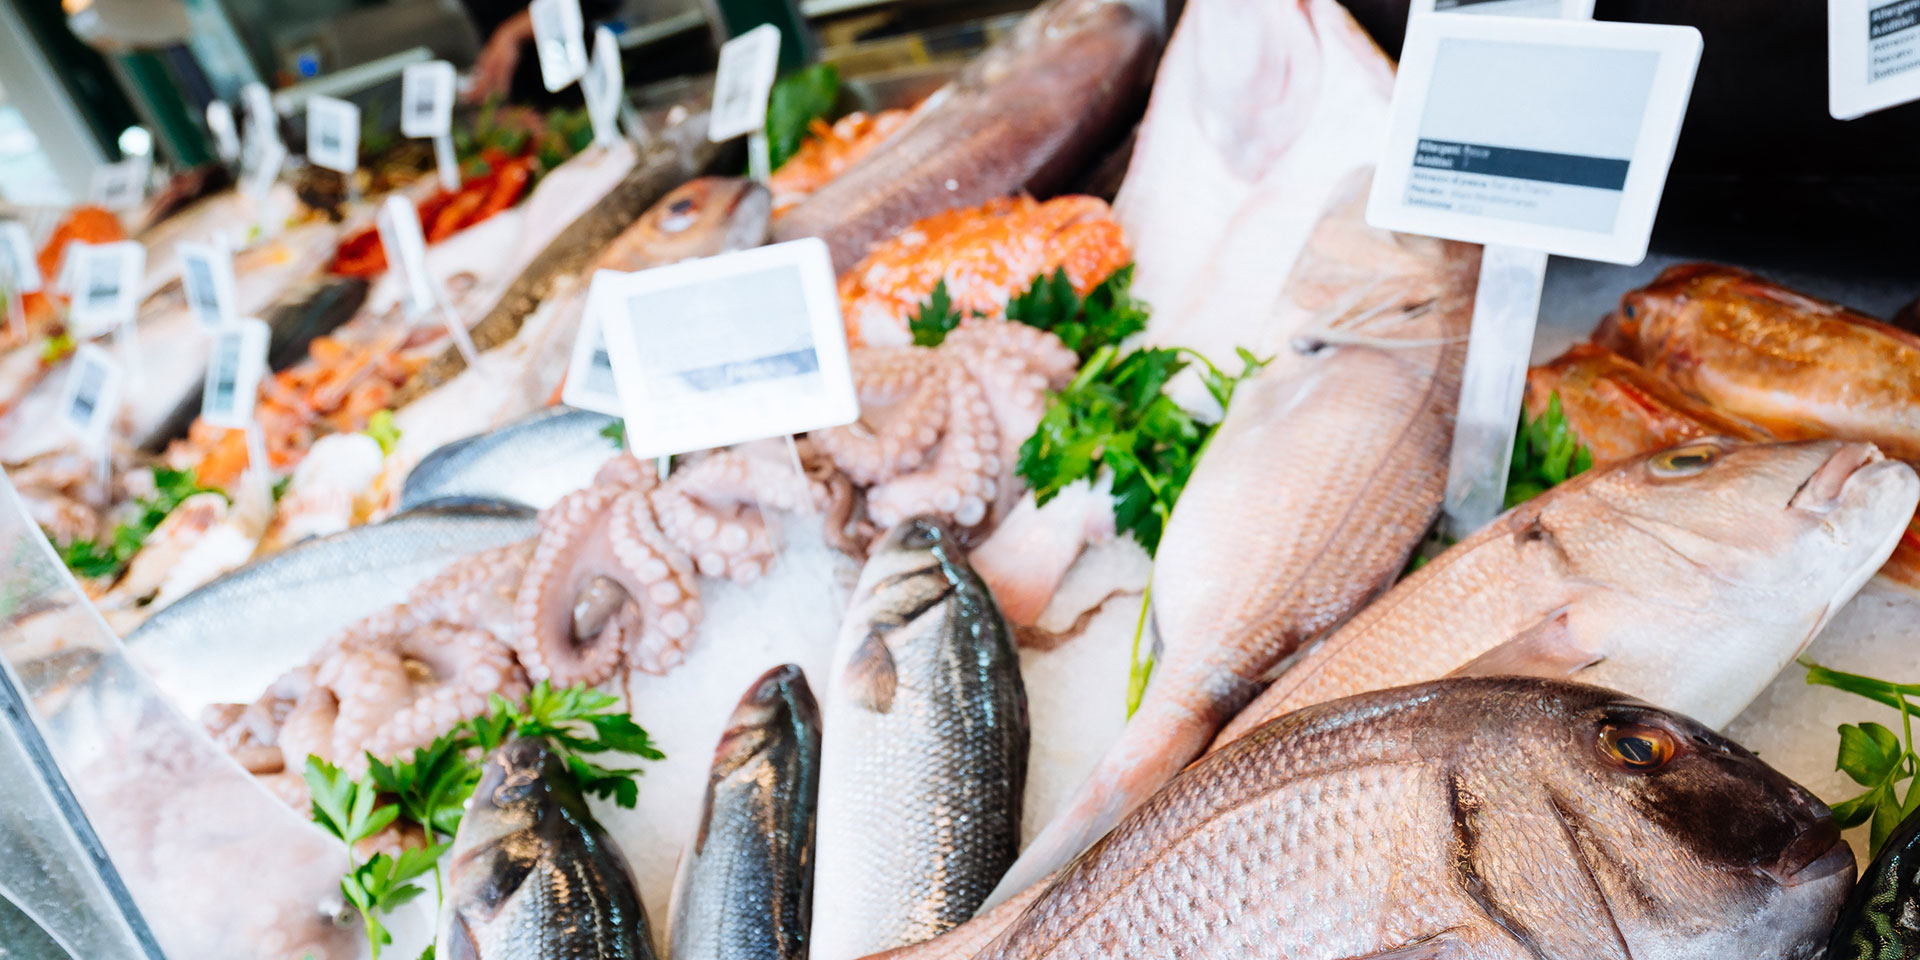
[1599,263,1920,460]
[401,407,620,511]
[124,501,535,711]
[813,517,1028,959]
[1524,342,1763,462]
[1828,806,1920,959]
[669,664,821,960]
[1218,438,1920,746]
[990,174,1479,902]
[442,735,654,959]
[981,677,1853,960]
[771,0,1160,272]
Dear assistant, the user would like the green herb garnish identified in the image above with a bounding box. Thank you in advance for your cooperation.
[363,410,401,456]
[1007,266,1151,364]
[306,757,446,959]
[908,279,966,348]
[1506,391,1593,508]
[56,468,223,581]
[1802,659,1920,854]
[599,419,626,449]
[766,63,839,171]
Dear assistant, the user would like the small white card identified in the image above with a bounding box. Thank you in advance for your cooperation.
[709,24,782,142]
[530,0,589,93]
[377,195,435,316]
[1830,0,1920,118]
[1412,0,1593,16]
[241,81,276,140]
[242,136,287,208]
[0,222,40,295]
[180,240,239,331]
[200,316,270,429]
[401,60,457,138]
[61,344,122,449]
[1367,15,1701,265]
[582,26,625,147]
[305,95,361,174]
[91,158,148,211]
[561,273,625,416]
[598,238,856,459]
[67,241,145,337]
[206,101,242,163]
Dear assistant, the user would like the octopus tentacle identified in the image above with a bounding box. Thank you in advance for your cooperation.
[866,359,1000,530]
[512,482,638,688]
[361,623,527,761]
[812,348,947,484]
[650,450,824,583]
[608,488,703,675]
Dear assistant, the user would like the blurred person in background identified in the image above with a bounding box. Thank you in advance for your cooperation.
[462,0,620,104]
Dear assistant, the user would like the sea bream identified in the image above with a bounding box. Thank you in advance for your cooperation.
[1218,438,1920,745]
[971,678,1854,960]
[669,664,821,960]
[990,174,1479,901]
[442,735,655,959]
[813,517,1028,959]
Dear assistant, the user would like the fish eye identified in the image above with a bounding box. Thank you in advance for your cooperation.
[1649,443,1721,477]
[1599,722,1677,772]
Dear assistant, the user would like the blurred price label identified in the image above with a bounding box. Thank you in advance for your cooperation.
[709,25,782,142]
[530,0,589,92]
[582,26,625,148]
[305,95,361,174]
[201,317,270,429]
[91,158,149,211]
[60,344,122,449]
[1830,0,1920,118]
[0,222,41,295]
[401,60,457,138]
[66,241,144,338]
[561,274,623,416]
[180,240,239,331]
[378,195,435,316]
[206,101,242,163]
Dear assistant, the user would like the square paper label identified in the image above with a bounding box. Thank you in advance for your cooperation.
[61,344,122,449]
[91,158,148,211]
[1367,16,1701,265]
[1830,0,1920,118]
[67,241,145,337]
[598,237,856,459]
[180,241,240,330]
[402,61,457,138]
[201,317,271,429]
[530,0,589,92]
[0,222,41,295]
[305,95,361,174]
[583,26,625,147]
[206,101,242,163]
[561,273,624,416]
[378,196,436,316]
[709,25,782,142]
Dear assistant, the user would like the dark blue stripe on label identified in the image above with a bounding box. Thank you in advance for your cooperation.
[1434,0,1511,7]
[1872,0,1920,40]
[1413,139,1630,191]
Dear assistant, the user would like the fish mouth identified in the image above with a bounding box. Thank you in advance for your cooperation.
[1789,441,1890,514]
[1758,821,1852,887]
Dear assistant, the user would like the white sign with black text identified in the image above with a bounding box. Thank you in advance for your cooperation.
[530,0,589,92]
[708,25,782,143]
[60,344,122,449]
[201,317,270,429]
[305,96,361,174]
[0,222,41,295]
[179,240,240,331]
[378,196,436,317]
[206,100,242,163]
[66,241,145,338]
[401,60,457,138]
[91,158,149,211]
[1368,15,1700,265]
[582,26,625,148]
[561,276,624,416]
[1830,0,1920,118]
[597,238,856,459]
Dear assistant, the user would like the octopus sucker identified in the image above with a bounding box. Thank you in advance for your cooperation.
[606,489,702,675]
[513,483,642,688]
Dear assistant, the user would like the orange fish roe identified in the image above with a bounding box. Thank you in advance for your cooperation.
[837,195,1131,348]
[769,110,913,216]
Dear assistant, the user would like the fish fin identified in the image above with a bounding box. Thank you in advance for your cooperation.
[1446,610,1600,679]
[1341,935,1468,959]
[843,630,897,713]
[446,913,483,960]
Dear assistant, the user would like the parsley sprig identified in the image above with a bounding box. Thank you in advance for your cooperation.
[301,681,661,957]
[1802,659,1920,854]
[1506,391,1593,508]
[1007,265,1150,363]
[57,468,224,581]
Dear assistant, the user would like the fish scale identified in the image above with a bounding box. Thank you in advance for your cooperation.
[813,518,1028,960]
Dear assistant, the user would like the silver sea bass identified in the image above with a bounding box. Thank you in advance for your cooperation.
[442,735,655,959]
[812,517,1029,959]
[401,407,621,512]
[670,663,822,960]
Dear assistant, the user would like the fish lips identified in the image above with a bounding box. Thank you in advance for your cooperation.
[1789,441,1918,517]
[1757,820,1853,888]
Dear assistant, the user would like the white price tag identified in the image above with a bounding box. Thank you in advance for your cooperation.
[582,26,625,148]
[377,196,435,316]
[561,276,624,416]
[201,317,270,428]
[241,81,276,139]
[598,238,856,459]
[529,0,589,93]
[91,158,149,211]
[305,95,361,174]
[1413,0,1593,16]
[243,136,287,209]
[206,101,242,163]
[401,60,457,138]
[66,241,144,338]
[709,25,782,142]
[0,222,41,295]
[60,344,122,449]
[1830,0,1920,118]
[180,240,239,331]
[1367,16,1701,265]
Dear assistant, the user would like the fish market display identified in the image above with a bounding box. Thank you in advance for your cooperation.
[772,0,1160,272]
[813,518,1029,959]
[1826,806,1920,959]
[400,406,619,511]
[1218,439,1920,745]
[768,110,913,216]
[836,195,1131,347]
[442,735,655,960]
[992,177,1478,899]
[977,678,1854,960]
[669,664,820,960]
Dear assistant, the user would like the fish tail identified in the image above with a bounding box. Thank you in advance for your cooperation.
[980,696,1211,908]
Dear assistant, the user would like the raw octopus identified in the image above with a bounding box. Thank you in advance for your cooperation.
[768,110,912,217]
